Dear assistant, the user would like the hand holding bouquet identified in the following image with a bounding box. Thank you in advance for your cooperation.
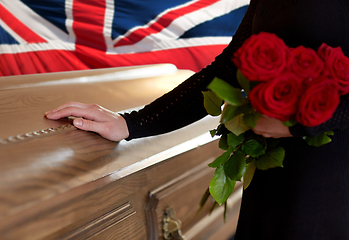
[201,32,349,210]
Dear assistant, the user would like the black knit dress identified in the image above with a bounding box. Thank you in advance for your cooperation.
[122,0,349,239]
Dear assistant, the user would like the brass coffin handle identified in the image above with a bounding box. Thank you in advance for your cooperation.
[163,208,186,240]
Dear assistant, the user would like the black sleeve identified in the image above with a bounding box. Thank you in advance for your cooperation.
[121,0,259,140]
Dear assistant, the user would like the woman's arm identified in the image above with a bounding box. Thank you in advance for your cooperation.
[121,0,260,140]
[46,0,260,141]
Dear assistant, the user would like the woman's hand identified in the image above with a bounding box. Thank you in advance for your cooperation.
[252,115,292,138]
[45,102,129,142]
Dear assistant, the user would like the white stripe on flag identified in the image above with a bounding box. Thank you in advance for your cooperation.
[0,18,27,44]
[107,36,233,54]
[2,0,71,42]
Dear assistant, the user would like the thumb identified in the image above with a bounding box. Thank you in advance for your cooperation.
[73,118,97,132]
[73,118,111,139]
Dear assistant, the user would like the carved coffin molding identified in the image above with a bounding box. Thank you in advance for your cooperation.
[0,123,74,145]
[144,162,212,240]
[145,159,243,240]
[58,202,136,240]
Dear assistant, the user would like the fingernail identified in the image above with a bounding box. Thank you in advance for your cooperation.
[74,119,82,127]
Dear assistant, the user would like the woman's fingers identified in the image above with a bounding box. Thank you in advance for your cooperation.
[46,106,93,120]
[45,102,129,141]
[45,104,110,121]
[252,115,292,138]
[45,102,88,115]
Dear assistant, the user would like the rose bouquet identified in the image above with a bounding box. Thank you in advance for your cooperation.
[200,32,349,213]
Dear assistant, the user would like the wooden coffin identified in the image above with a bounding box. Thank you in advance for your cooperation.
[0,64,242,240]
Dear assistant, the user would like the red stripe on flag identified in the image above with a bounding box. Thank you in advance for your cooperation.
[0,50,88,76]
[0,4,47,43]
[0,44,227,76]
[114,0,221,47]
[72,0,107,51]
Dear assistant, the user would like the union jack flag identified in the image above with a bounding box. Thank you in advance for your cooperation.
[0,0,248,76]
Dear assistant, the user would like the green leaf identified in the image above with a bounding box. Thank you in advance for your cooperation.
[243,111,261,128]
[219,134,229,150]
[209,165,236,205]
[220,104,239,123]
[254,147,285,170]
[223,150,246,181]
[227,132,244,149]
[283,119,297,127]
[210,129,217,137]
[237,69,250,94]
[208,149,232,168]
[241,139,266,158]
[303,131,334,147]
[236,103,253,115]
[202,90,223,116]
[208,77,247,106]
[221,103,253,124]
[246,156,255,164]
[210,124,228,137]
[225,114,250,136]
[325,131,335,136]
[216,123,228,136]
[243,161,256,189]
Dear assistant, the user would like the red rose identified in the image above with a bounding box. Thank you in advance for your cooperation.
[249,72,304,122]
[318,43,349,94]
[232,32,293,82]
[296,75,340,127]
[290,46,324,81]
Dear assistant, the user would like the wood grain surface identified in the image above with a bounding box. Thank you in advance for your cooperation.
[0,65,241,240]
